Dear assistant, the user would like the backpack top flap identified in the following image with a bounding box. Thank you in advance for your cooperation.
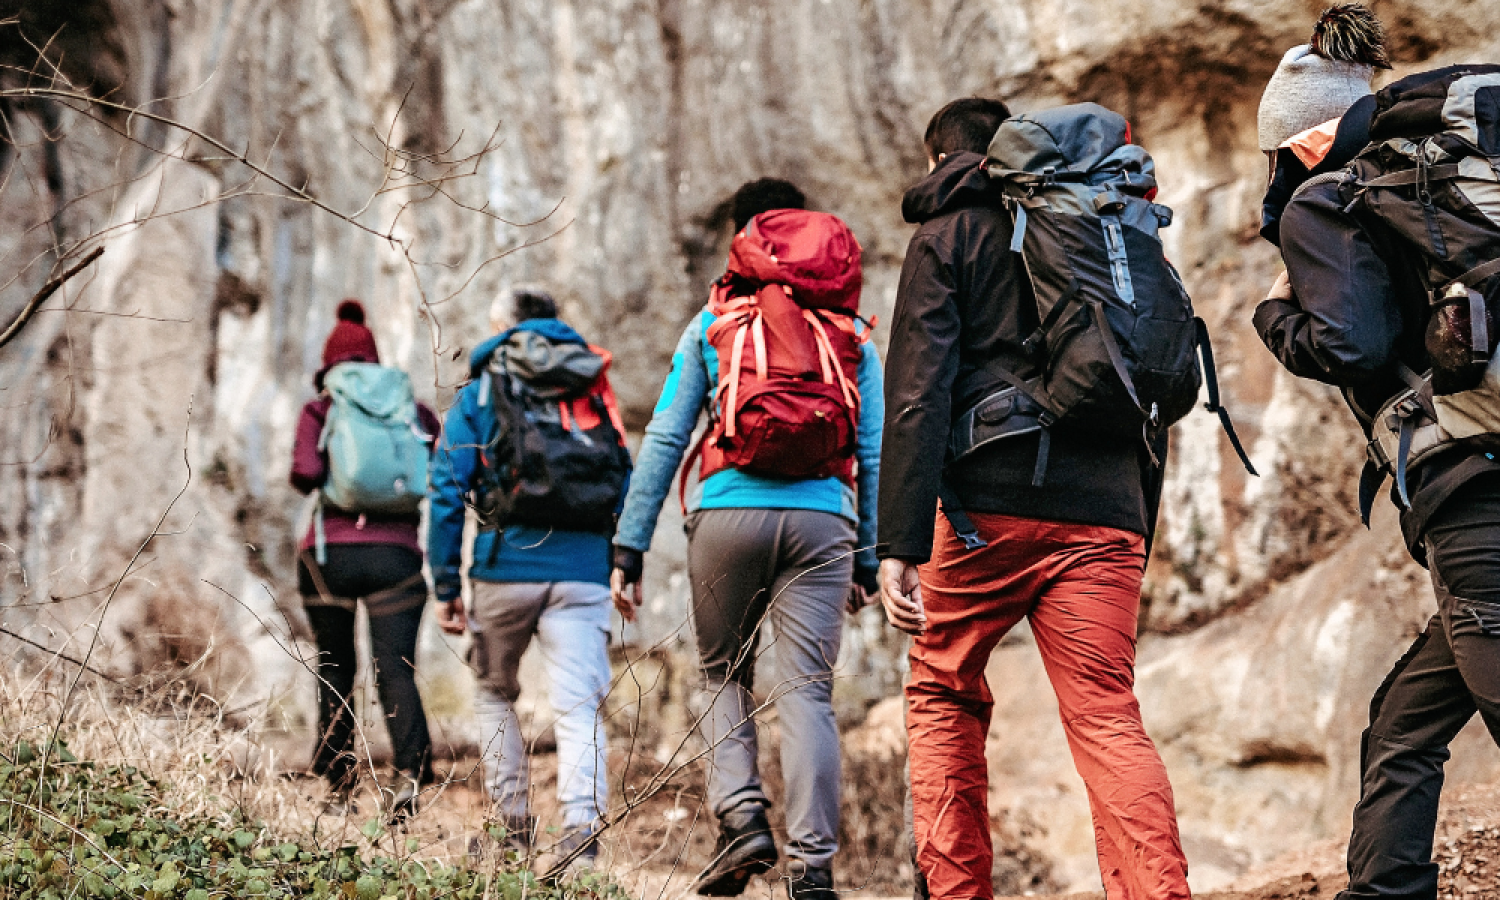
[1369,64,1500,144]
[499,330,604,400]
[727,209,862,313]
[1444,72,1500,156]
[323,362,416,421]
[987,103,1131,178]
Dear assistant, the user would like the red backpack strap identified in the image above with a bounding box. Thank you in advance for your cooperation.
[678,430,708,516]
[594,375,628,444]
[803,308,858,408]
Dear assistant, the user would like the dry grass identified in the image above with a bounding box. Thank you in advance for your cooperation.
[0,630,1053,899]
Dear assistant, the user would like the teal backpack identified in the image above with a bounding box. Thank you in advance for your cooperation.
[314,362,431,561]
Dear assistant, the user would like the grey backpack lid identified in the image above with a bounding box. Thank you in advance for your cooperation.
[497,330,604,398]
[987,102,1132,177]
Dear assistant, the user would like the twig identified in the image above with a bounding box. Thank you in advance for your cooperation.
[0,246,102,350]
[0,626,125,686]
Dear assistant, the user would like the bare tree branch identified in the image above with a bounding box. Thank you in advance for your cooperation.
[0,245,102,350]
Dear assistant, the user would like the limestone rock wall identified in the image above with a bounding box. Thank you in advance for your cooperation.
[2,0,1499,892]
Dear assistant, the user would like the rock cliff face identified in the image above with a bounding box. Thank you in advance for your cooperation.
[2,0,1498,892]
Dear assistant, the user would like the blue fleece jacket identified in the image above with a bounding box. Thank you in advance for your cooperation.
[614,308,882,570]
[427,319,616,599]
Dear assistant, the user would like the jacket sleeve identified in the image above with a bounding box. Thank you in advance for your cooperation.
[877,232,963,562]
[854,340,883,570]
[1254,182,1402,385]
[426,387,482,602]
[289,401,328,495]
[613,317,709,553]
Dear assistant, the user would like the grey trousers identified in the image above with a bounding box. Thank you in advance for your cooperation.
[468,581,612,828]
[686,507,855,869]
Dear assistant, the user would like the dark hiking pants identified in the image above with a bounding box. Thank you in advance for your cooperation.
[298,544,433,790]
[686,507,855,870]
[1340,485,1500,900]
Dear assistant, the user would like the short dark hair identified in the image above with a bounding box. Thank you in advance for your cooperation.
[923,97,1011,161]
[513,288,557,321]
[731,178,806,233]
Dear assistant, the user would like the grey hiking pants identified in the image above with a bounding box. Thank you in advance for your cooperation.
[1339,486,1500,900]
[686,507,855,870]
[468,581,612,829]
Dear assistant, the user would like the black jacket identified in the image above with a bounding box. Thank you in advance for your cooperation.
[1255,155,1500,559]
[876,152,1149,562]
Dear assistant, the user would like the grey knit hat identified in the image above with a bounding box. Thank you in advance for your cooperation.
[1257,44,1374,151]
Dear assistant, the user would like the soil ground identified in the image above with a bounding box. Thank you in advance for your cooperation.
[327,744,1500,900]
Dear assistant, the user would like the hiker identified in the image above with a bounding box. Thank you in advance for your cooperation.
[427,285,630,871]
[1255,8,1500,898]
[609,178,883,900]
[877,98,1222,900]
[290,299,440,819]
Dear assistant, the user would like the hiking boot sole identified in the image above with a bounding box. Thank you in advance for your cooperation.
[693,835,778,897]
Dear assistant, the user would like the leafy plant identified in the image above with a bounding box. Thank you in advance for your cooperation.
[0,738,623,900]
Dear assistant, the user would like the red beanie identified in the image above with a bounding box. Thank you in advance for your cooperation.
[321,299,379,370]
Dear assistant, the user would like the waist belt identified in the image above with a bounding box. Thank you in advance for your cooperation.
[1358,367,1452,525]
[949,384,1050,469]
[940,384,1053,551]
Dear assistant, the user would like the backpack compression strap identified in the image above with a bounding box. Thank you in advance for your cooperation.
[804,309,859,408]
[1195,319,1258,476]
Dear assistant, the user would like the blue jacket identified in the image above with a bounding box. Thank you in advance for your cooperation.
[427,319,616,598]
[615,308,882,571]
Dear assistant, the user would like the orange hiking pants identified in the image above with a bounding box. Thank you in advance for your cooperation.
[906,511,1190,900]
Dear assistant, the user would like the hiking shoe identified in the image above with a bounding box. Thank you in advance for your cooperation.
[785,859,836,900]
[382,770,420,824]
[469,815,535,863]
[320,787,358,817]
[553,821,600,875]
[693,802,778,896]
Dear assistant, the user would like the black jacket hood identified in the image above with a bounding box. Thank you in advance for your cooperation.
[902,151,995,225]
[1260,93,1376,247]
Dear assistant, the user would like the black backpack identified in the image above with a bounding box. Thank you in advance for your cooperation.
[954,103,1254,486]
[1345,65,1500,394]
[1323,65,1500,519]
[469,331,631,534]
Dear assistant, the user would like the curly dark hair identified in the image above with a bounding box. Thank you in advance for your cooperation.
[730,178,806,233]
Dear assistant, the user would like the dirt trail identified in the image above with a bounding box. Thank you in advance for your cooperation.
[322,747,1500,899]
[991,782,1500,900]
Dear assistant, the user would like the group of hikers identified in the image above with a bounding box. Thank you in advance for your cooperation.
[284,5,1499,899]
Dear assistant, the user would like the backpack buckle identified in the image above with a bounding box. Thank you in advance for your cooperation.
[1365,438,1391,472]
[956,529,989,551]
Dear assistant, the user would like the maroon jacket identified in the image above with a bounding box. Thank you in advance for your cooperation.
[291,396,442,554]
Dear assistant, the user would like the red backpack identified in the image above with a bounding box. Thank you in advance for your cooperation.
[682,209,869,500]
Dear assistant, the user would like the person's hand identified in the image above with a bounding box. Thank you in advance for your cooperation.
[1266,270,1293,302]
[878,558,926,634]
[847,562,880,614]
[611,568,643,622]
[436,595,466,635]
[611,546,644,623]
